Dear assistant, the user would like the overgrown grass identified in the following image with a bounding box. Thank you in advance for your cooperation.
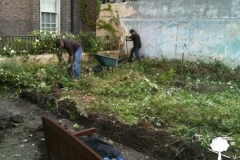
[1,58,240,158]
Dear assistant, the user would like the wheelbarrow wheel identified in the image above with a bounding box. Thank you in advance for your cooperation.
[92,65,103,75]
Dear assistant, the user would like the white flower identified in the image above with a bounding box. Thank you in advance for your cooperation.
[63,36,65,38]
[3,47,6,50]
[11,50,15,53]
[35,39,39,42]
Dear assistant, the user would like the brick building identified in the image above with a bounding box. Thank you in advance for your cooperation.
[0,0,97,36]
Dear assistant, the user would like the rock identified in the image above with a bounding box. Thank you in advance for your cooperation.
[36,124,44,132]
[35,132,45,138]
[28,115,36,120]
[0,122,15,130]
[10,115,24,123]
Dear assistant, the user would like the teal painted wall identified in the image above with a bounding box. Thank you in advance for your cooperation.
[121,0,240,67]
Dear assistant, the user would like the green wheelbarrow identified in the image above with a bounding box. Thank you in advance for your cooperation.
[92,53,118,73]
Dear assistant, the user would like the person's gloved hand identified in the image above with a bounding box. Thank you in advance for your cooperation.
[67,63,72,69]
[58,51,62,56]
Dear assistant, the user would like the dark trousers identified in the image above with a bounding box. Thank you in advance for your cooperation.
[128,47,141,62]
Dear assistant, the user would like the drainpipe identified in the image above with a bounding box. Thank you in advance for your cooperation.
[71,0,74,34]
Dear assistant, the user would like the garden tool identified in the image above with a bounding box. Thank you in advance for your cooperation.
[126,36,129,57]
[57,50,63,63]
[122,36,131,63]
[57,50,75,80]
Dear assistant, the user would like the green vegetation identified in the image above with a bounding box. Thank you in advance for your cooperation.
[1,57,240,158]
[96,3,120,36]
[78,1,120,36]
[0,31,119,57]
[78,0,101,29]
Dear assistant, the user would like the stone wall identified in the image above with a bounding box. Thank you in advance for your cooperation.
[0,53,93,65]
[97,0,240,68]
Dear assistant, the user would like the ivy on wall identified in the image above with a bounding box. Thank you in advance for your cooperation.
[96,3,120,36]
[78,1,120,36]
[78,0,101,29]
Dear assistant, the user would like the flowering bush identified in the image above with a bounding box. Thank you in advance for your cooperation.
[0,46,15,57]
[87,36,104,53]
[29,31,57,54]
[0,31,58,57]
[0,31,119,56]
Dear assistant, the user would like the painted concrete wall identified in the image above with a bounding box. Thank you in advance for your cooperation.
[97,0,240,67]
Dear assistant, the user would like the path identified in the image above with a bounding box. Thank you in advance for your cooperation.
[0,96,148,160]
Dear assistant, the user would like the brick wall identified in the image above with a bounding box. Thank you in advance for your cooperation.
[0,0,96,36]
[72,0,97,34]
[75,0,97,33]
[61,0,71,33]
[53,0,96,34]
[0,0,34,35]
[30,0,40,32]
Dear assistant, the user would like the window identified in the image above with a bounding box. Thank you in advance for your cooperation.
[40,0,60,33]
[102,0,139,3]
[102,0,116,3]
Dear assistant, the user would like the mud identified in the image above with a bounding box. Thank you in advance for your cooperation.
[0,96,148,160]
[17,89,226,160]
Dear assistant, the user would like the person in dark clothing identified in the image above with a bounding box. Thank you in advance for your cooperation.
[126,29,142,62]
[55,39,82,79]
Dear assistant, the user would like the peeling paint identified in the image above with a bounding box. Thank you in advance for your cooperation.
[97,0,240,67]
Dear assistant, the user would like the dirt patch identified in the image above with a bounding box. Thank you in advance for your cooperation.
[18,89,227,160]
[0,97,47,160]
[76,115,223,160]
[0,96,147,160]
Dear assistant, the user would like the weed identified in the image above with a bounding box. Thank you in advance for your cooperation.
[2,58,240,157]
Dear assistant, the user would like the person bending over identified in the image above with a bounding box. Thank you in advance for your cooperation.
[56,39,82,79]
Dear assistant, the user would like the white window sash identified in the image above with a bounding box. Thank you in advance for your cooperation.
[40,0,60,34]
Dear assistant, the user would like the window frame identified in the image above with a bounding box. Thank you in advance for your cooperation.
[40,0,60,34]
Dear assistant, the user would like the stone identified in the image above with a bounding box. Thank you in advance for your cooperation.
[10,115,24,123]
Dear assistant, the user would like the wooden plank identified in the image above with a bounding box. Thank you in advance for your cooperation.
[42,116,102,160]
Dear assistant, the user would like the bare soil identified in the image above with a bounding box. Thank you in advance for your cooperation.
[0,96,147,160]
[16,86,228,160]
